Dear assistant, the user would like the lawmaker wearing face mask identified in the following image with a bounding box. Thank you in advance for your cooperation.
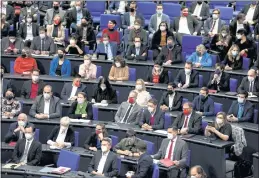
[2,89,21,119]
[92,77,118,104]
[205,112,232,141]
[229,13,251,38]
[44,1,66,26]
[1,30,24,54]
[238,69,259,97]
[29,85,61,120]
[79,55,97,80]
[134,79,152,107]
[4,113,34,143]
[227,90,254,122]
[147,60,168,84]
[109,56,129,81]
[128,18,148,47]
[65,36,84,55]
[102,20,120,44]
[187,44,212,68]
[12,126,42,166]
[84,124,109,152]
[46,14,65,46]
[223,44,243,71]
[49,49,71,77]
[126,36,148,61]
[47,117,74,149]
[189,165,208,178]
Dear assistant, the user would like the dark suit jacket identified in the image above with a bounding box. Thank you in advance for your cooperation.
[227,100,254,122]
[65,7,93,27]
[147,69,169,84]
[204,18,226,35]
[156,45,182,64]
[159,92,183,111]
[84,132,109,150]
[47,126,75,146]
[30,36,56,55]
[174,69,199,88]
[1,22,10,38]
[189,2,210,21]
[171,15,200,35]
[61,82,88,100]
[76,26,96,50]
[151,30,175,50]
[238,76,259,96]
[138,108,164,130]
[92,88,118,104]
[207,72,230,91]
[18,22,39,40]
[192,96,214,116]
[122,12,145,28]
[4,122,34,143]
[5,5,14,24]
[172,112,202,134]
[95,42,118,58]
[241,4,259,25]
[20,80,45,99]
[88,150,119,177]
[132,153,153,178]
[1,37,24,53]
[68,101,93,120]
[2,79,16,95]
[229,19,251,37]
[12,138,42,165]
[126,44,147,61]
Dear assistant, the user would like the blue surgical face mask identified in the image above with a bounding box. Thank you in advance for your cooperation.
[232,51,238,56]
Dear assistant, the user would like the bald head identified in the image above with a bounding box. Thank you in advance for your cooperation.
[17,113,28,122]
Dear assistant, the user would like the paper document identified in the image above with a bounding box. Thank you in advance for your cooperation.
[70,119,91,123]
[154,130,167,135]
[39,167,56,173]
[93,103,108,107]
[2,163,20,169]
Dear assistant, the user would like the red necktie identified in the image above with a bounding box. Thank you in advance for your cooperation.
[183,116,189,128]
[167,140,174,160]
[210,20,216,32]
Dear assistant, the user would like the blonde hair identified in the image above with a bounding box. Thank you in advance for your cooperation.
[83,54,92,60]
[227,44,240,62]
[60,117,70,126]
[136,79,146,91]
[196,44,206,52]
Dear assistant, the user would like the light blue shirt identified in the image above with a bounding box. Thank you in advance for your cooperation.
[105,43,113,60]
[136,47,140,55]
[76,10,83,25]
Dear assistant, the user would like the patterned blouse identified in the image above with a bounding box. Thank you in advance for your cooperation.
[1,98,22,117]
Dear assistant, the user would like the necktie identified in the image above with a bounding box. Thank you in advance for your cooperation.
[183,116,189,128]
[20,141,30,163]
[167,49,173,62]
[122,104,133,123]
[41,39,44,51]
[237,105,244,119]
[249,82,253,92]
[167,140,174,160]
[210,20,216,32]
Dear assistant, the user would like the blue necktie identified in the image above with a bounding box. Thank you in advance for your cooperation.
[237,104,244,119]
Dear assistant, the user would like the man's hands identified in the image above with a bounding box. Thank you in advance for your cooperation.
[89,147,98,152]
[91,171,104,176]
[160,105,169,111]
[14,126,25,133]
[35,113,49,119]
[142,123,152,131]
[227,114,238,122]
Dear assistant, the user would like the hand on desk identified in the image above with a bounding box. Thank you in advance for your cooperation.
[179,128,188,135]
[196,111,203,116]
[89,147,97,152]
[173,160,180,166]
[160,105,169,111]
[68,96,77,101]
[181,84,189,89]
[142,124,152,131]
[227,114,238,122]
[206,126,216,133]
[194,63,201,68]
[56,142,65,148]
[82,114,87,118]
[35,114,49,119]
[91,171,104,176]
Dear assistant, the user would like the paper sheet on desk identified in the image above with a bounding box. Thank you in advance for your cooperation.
[154,130,167,135]
[2,163,20,169]
[93,103,108,107]
[31,54,49,57]
[70,119,91,123]
[248,95,257,98]
[39,167,56,173]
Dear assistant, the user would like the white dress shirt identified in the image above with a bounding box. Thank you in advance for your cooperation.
[211,19,219,34]
[245,6,256,22]
[236,21,244,33]
[193,4,202,17]
[69,85,78,99]
[97,151,109,174]
[25,23,34,41]
[47,127,71,148]
[168,93,175,108]
[129,13,136,27]
[178,17,191,34]
[43,100,50,114]
[185,74,191,85]
[117,1,126,14]
[21,139,34,164]
[165,137,177,160]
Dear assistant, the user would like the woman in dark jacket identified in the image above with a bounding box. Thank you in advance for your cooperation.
[92,76,118,104]
[223,44,243,71]
[151,21,174,60]
[84,123,109,151]
[147,60,169,84]
[1,13,10,39]
[68,92,93,120]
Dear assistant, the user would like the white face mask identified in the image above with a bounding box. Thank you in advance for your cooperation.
[135,84,142,91]
[236,34,242,39]
[76,6,81,11]
[10,39,15,43]
[148,107,154,113]
[103,40,109,45]
[77,98,84,104]
[167,133,173,139]
[248,76,255,82]
[43,93,51,100]
[115,62,121,68]
[134,25,140,30]
[232,51,238,56]
[70,40,76,45]
[238,97,244,104]
[18,121,25,127]
[27,18,32,23]
[32,75,39,82]
[185,69,191,75]
[216,118,223,125]
[84,60,91,65]
[100,84,106,91]
[157,10,163,15]
[135,42,141,48]
[3,2,7,6]
[160,26,166,31]
[25,133,33,140]
[221,33,227,37]
[40,34,45,39]
[190,176,197,178]
[101,146,108,152]
[212,14,218,19]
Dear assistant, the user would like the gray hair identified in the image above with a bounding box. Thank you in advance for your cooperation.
[44,85,52,91]
[102,137,112,146]
[60,117,70,126]
[129,90,138,98]
[18,113,28,120]
[196,44,206,52]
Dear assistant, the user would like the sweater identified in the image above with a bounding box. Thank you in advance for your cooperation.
[108,66,129,81]
[102,28,120,44]
[14,56,38,74]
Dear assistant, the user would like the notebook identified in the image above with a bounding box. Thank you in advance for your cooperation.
[51,166,71,175]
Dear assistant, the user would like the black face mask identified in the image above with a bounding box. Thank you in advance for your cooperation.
[6,95,14,101]
[53,6,59,10]
[81,23,87,27]
[130,8,135,12]
[21,52,26,58]
[26,3,32,7]
[58,54,64,59]
[197,1,202,5]
[168,90,174,95]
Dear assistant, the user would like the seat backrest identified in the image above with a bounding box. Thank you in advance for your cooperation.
[100,14,121,31]
[152,163,159,178]
[202,120,208,132]
[144,140,155,155]
[198,75,203,87]
[242,57,251,70]
[147,50,153,61]
[129,68,136,81]
[253,109,258,124]
[96,66,102,78]
[74,131,79,147]
[163,3,181,20]
[214,102,223,115]
[110,135,118,148]
[229,78,238,92]
[168,71,172,82]
[182,35,202,56]
[164,113,172,129]
[211,54,218,66]
[10,61,15,74]
[86,1,106,16]
[137,2,156,20]
[34,129,39,141]
[116,90,120,103]
[182,98,188,105]
[92,106,98,120]
[57,150,80,171]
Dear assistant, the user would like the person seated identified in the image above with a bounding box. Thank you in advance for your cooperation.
[205,112,232,141]
[192,87,214,117]
[240,2,259,26]
[88,137,119,177]
[229,13,251,38]
[31,26,56,55]
[189,165,208,178]
[189,1,210,24]
[159,83,183,112]
[76,16,96,50]
[95,34,117,61]
[1,1,14,25]
[29,85,61,119]
[92,77,118,104]
[187,44,212,68]
[126,37,148,61]
[20,1,38,22]
[115,90,142,124]
[151,21,174,60]
[49,49,71,77]
[79,55,97,80]
[102,20,120,45]
[152,127,188,177]
[61,76,87,101]
[126,142,153,178]
[128,18,148,47]
[1,66,16,95]
[65,36,84,55]
[68,92,93,120]
[46,14,65,46]
[2,89,21,119]
[109,1,128,15]
[84,124,109,152]
[210,25,232,60]
[1,13,10,39]
[139,99,164,130]
[4,113,34,143]
[108,56,129,81]
[172,102,202,135]
[238,69,259,97]
[14,47,38,75]
[156,36,182,65]
[134,79,152,107]
[47,117,74,148]
[174,61,199,89]
[147,60,168,84]
[12,126,42,166]
[227,90,254,122]
[115,129,145,157]
[223,44,243,71]
[44,1,66,26]
[255,23,259,41]
[1,31,24,54]
[207,63,230,92]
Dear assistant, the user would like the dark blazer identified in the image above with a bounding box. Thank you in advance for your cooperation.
[95,42,118,58]
[189,2,210,21]
[1,22,10,38]
[174,69,199,88]
[18,22,39,40]
[76,26,96,50]
[204,18,226,35]
[172,112,202,134]
[147,68,169,84]
[92,88,118,104]
[5,5,14,24]
[68,101,93,120]
[88,150,119,177]
[20,80,45,99]
[223,55,243,70]
[207,72,230,91]
[84,132,109,150]
[1,37,24,53]
[4,122,34,143]
[30,36,56,55]
[229,19,251,37]
[61,82,88,100]
[171,15,200,35]
[156,45,182,64]
[192,96,214,116]
[2,79,16,95]
[122,12,145,28]
[126,44,147,61]
[138,108,164,130]
[228,100,254,122]
[159,91,183,111]
[238,76,259,96]
[255,23,259,40]
[20,7,38,20]
[132,153,153,178]
[65,7,93,27]
[12,138,42,165]
[210,34,233,59]
[241,4,259,25]
[151,30,174,50]
[47,126,75,146]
